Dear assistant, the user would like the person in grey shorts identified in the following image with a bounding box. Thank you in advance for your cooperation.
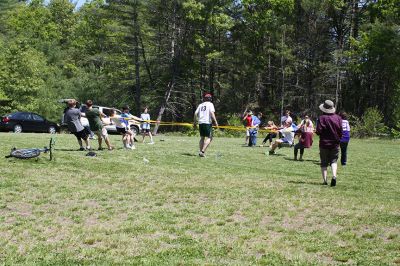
[64,99,91,151]
[316,100,343,186]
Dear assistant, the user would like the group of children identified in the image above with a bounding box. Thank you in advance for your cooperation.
[64,99,155,151]
[242,109,351,165]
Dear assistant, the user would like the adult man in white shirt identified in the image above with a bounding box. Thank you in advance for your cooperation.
[193,93,219,157]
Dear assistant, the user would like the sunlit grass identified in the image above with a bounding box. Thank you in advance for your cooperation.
[0,133,399,265]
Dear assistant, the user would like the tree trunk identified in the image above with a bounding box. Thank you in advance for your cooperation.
[133,0,141,115]
[153,0,179,135]
[153,81,174,135]
[280,27,286,119]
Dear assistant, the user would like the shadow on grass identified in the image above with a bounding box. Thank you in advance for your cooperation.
[267,153,286,157]
[55,148,126,152]
[288,180,324,186]
[55,148,85,152]
[181,152,197,157]
[283,157,320,164]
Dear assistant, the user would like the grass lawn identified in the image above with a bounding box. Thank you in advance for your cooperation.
[0,132,399,265]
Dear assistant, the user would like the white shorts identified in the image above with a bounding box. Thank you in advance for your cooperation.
[246,129,250,136]
[94,128,108,140]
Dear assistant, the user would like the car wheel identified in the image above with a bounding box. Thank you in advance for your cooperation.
[48,126,57,134]
[13,124,22,133]
[130,125,139,135]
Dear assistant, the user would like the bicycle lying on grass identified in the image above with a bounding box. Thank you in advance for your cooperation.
[5,137,56,161]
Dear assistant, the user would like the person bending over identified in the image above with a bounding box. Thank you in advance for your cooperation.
[85,100,114,150]
[64,99,91,151]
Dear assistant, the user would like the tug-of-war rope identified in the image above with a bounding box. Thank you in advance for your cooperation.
[123,118,287,133]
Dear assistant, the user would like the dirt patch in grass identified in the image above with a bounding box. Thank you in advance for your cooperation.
[229,211,247,223]
[3,202,33,218]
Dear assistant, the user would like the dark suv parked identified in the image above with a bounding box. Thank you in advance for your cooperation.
[0,112,59,133]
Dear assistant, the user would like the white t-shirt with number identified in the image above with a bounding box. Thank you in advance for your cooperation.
[195,101,215,124]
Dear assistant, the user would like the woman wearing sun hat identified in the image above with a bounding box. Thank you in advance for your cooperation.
[316,100,343,187]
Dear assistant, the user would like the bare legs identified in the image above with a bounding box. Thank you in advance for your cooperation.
[321,163,337,185]
[199,136,212,156]
[269,139,283,154]
[142,131,154,144]
[78,138,90,150]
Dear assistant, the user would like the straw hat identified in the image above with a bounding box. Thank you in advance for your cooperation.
[319,100,336,114]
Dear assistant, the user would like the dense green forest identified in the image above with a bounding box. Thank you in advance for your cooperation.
[0,0,399,132]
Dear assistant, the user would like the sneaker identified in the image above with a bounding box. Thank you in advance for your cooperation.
[79,147,85,151]
[268,150,275,155]
[148,142,155,145]
[323,181,328,185]
[198,152,205,157]
[130,145,136,150]
[98,147,104,151]
[125,144,132,149]
[86,146,92,151]
[330,178,336,187]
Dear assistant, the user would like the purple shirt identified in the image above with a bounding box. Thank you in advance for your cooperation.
[316,113,343,149]
[340,120,350,142]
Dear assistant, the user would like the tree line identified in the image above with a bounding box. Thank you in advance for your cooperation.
[0,0,399,133]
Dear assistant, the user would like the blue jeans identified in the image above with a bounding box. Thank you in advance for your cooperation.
[248,130,258,146]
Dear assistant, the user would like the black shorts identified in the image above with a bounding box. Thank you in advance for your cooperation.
[117,127,127,134]
[199,124,213,138]
[73,129,89,141]
[320,147,339,167]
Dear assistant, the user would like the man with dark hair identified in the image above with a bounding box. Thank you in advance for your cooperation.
[193,93,219,157]
[64,99,91,151]
[85,100,114,150]
[316,100,343,186]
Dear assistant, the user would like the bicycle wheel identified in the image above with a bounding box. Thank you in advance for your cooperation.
[10,149,41,159]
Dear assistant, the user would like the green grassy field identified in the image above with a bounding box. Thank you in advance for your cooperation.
[0,133,399,265]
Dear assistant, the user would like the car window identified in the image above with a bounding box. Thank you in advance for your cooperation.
[102,108,113,117]
[14,113,32,120]
[32,114,44,122]
[9,113,19,119]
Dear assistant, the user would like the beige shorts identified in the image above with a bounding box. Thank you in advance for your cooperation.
[94,128,108,140]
